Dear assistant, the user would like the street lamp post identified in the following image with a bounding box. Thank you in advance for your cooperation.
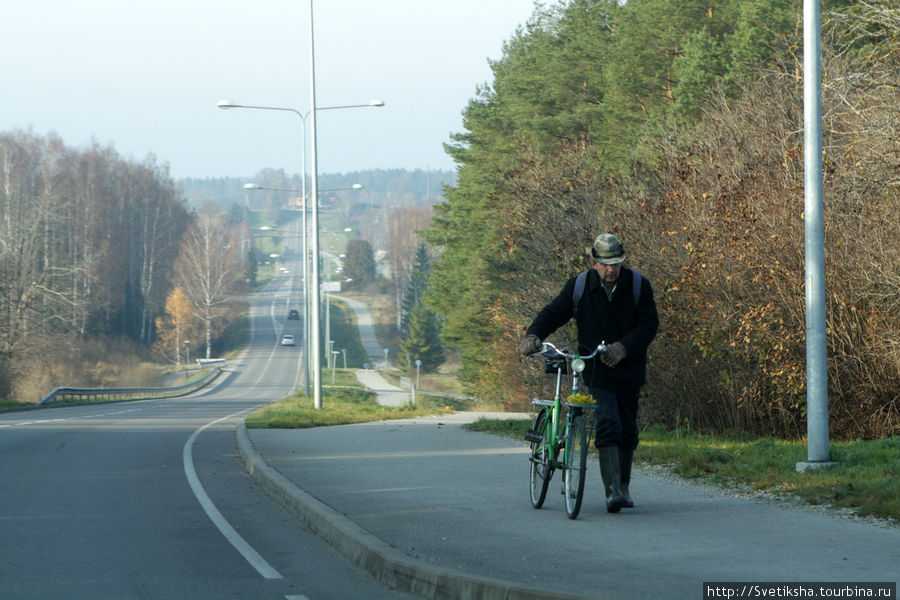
[242,183,363,403]
[219,96,382,409]
[219,102,314,393]
[243,183,313,396]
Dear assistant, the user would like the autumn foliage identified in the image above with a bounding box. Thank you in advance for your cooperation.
[632,32,900,439]
[430,3,899,439]
[154,287,202,366]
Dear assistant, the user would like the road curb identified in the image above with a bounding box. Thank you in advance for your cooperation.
[235,421,594,600]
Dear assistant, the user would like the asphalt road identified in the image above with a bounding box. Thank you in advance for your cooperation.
[248,415,900,600]
[0,255,416,600]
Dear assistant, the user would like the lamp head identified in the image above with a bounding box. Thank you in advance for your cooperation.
[217,99,238,109]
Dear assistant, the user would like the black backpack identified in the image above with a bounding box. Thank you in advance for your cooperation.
[572,267,642,313]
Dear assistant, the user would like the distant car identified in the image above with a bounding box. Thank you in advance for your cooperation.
[288,309,300,320]
[280,334,296,346]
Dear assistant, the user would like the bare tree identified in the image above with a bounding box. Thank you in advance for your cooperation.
[129,159,188,345]
[0,131,190,399]
[386,206,432,327]
[0,132,78,355]
[173,204,242,358]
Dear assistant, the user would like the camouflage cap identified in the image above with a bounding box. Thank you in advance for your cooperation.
[588,233,626,264]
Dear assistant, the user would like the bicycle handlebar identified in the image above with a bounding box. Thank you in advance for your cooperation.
[538,341,607,361]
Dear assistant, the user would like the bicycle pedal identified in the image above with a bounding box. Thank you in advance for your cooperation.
[524,430,543,444]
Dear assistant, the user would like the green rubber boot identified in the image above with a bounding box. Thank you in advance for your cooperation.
[597,446,627,513]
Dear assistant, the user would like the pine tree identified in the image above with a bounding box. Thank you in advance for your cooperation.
[400,243,430,336]
[399,242,444,372]
[400,303,445,374]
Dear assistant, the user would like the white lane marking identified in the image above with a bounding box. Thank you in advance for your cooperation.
[285,596,310,600]
[266,298,305,394]
[183,409,282,580]
[3,286,295,580]
[175,293,300,581]
[1,404,168,430]
[271,300,282,342]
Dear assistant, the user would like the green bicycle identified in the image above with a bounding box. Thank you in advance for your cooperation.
[526,341,605,520]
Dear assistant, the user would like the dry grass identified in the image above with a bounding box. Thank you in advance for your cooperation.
[10,336,166,404]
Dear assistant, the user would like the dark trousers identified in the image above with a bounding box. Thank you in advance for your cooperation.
[589,386,640,450]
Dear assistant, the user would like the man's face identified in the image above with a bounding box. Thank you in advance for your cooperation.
[592,260,622,284]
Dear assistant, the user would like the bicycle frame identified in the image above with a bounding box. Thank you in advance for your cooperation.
[526,341,605,518]
[530,364,566,465]
[528,341,603,450]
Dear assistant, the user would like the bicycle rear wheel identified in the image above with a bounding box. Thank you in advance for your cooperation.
[563,414,588,519]
[529,409,551,508]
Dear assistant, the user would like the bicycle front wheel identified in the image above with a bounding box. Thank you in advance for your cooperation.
[529,409,551,509]
[563,414,588,519]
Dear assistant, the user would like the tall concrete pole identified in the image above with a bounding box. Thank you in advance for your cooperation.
[799,0,831,469]
[299,117,311,398]
[308,0,323,409]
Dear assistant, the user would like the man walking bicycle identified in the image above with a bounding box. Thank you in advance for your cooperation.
[519,233,659,512]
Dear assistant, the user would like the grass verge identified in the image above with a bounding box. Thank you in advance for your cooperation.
[1,401,33,411]
[245,370,461,429]
[463,418,900,524]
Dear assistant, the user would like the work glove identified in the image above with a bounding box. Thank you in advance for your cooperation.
[518,334,542,356]
[600,342,627,367]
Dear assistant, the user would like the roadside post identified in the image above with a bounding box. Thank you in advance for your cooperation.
[400,376,415,407]
[415,359,422,390]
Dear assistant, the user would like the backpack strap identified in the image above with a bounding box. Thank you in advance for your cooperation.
[572,270,589,314]
[630,268,642,306]
[572,268,642,314]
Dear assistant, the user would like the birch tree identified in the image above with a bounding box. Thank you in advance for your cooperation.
[172,204,242,358]
[0,132,74,355]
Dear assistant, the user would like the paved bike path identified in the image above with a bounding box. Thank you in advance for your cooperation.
[352,368,412,408]
[238,414,899,600]
[332,294,385,368]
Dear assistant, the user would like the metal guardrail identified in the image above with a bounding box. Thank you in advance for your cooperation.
[37,364,225,406]
[196,358,226,366]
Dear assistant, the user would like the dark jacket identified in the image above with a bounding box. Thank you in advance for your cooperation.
[525,267,659,389]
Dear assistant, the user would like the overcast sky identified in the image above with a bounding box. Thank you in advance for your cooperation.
[1,0,540,180]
